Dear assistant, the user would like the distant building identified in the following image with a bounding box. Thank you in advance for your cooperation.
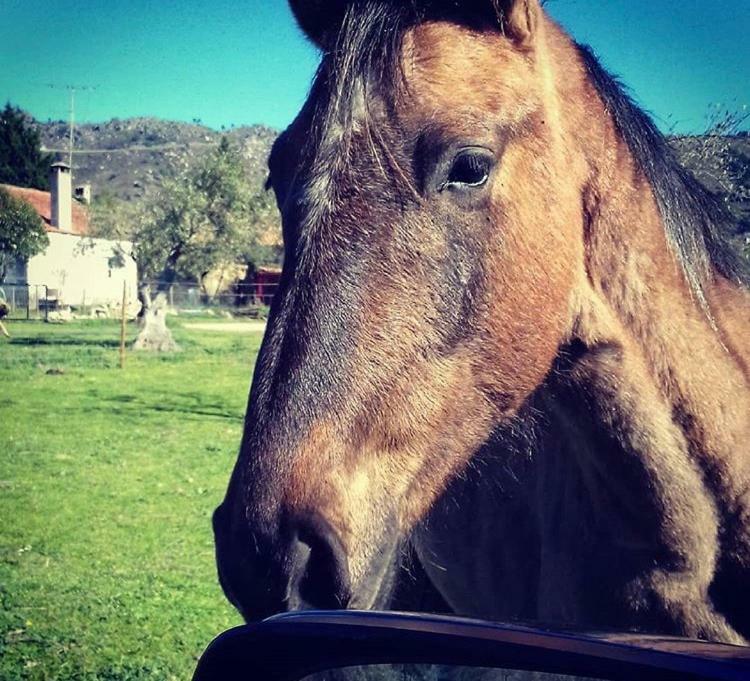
[2,162,138,309]
[253,265,281,304]
[74,184,92,205]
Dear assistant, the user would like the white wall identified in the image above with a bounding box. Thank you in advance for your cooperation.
[26,232,138,307]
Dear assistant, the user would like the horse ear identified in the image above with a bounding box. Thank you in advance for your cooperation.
[288,0,348,49]
[448,0,541,47]
[499,0,540,47]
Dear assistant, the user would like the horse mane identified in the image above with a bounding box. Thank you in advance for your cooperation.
[312,2,750,304]
[576,44,750,305]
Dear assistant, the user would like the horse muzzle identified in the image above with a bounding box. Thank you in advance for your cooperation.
[213,501,354,620]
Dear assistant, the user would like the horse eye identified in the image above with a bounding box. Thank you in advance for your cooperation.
[445,151,491,189]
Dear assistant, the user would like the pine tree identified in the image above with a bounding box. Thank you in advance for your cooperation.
[0,103,54,190]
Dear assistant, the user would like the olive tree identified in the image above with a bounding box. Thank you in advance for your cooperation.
[91,138,273,351]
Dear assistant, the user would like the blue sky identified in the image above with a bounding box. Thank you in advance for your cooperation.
[1,1,747,134]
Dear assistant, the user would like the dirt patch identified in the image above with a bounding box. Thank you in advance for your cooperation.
[182,321,267,333]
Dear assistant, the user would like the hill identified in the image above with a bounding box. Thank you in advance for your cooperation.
[39,117,277,203]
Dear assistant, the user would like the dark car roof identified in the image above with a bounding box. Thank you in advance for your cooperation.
[193,610,750,681]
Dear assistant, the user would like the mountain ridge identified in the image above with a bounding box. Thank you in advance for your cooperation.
[39,116,278,203]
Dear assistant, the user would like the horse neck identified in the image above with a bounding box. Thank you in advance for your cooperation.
[574,87,748,370]
[549,24,750,455]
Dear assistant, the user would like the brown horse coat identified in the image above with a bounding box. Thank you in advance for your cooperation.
[214,0,750,644]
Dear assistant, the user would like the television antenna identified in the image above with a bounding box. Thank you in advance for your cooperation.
[46,84,98,170]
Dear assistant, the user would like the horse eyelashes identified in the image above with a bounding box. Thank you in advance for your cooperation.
[445,150,492,189]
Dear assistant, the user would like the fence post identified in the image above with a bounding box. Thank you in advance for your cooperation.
[44,286,48,322]
[119,281,127,369]
[169,284,174,309]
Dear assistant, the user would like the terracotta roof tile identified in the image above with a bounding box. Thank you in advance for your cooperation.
[1,184,89,236]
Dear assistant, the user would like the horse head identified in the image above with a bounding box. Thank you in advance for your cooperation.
[213,0,593,621]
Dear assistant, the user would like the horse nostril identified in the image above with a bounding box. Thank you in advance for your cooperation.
[290,514,351,610]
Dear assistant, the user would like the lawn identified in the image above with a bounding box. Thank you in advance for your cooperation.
[0,318,264,680]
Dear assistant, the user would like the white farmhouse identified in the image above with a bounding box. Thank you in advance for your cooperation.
[3,162,138,309]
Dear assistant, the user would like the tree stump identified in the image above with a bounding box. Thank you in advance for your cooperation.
[132,290,179,352]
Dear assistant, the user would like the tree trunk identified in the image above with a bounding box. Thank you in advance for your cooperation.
[132,285,180,352]
[0,253,10,284]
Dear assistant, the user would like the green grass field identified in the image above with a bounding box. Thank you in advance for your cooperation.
[0,318,264,680]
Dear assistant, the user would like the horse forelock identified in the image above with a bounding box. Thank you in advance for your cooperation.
[289,2,486,238]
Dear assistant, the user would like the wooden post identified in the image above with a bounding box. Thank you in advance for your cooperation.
[119,281,127,369]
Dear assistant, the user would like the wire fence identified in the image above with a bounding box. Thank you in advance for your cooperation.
[143,282,278,319]
[0,284,52,321]
[0,281,280,321]
[148,281,279,313]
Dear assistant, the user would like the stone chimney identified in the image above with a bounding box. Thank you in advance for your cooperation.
[50,161,72,231]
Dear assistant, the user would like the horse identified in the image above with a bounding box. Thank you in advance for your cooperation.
[214,0,750,644]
